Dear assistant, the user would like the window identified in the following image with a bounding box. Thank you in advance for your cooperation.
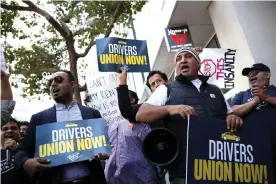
[206,34,221,48]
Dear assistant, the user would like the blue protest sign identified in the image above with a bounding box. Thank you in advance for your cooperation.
[35,118,112,167]
[96,37,150,72]
[186,113,274,184]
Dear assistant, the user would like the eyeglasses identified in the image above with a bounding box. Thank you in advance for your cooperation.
[247,70,259,78]
[48,76,64,87]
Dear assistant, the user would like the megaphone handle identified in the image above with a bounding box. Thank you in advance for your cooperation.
[155,167,167,184]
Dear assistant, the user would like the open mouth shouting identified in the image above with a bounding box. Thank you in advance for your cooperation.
[52,87,61,96]
[180,65,190,73]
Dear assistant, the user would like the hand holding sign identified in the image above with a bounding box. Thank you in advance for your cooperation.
[92,152,109,161]
[226,114,243,132]
[23,158,50,177]
[117,66,127,85]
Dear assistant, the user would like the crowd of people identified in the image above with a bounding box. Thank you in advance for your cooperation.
[1,46,276,184]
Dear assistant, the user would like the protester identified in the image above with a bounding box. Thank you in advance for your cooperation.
[146,70,169,93]
[18,121,29,143]
[1,69,15,125]
[19,121,29,137]
[136,46,243,184]
[15,70,109,184]
[1,117,25,184]
[118,69,168,122]
[231,63,276,116]
[104,67,166,184]
[231,63,276,179]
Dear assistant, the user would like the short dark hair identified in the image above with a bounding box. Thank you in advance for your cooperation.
[2,117,20,129]
[20,121,29,127]
[57,70,75,82]
[146,70,168,88]
[128,90,139,104]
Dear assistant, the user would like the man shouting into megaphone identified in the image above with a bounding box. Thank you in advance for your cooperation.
[136,46,243,184]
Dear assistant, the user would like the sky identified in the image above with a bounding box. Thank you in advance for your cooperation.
[5,0,158,121]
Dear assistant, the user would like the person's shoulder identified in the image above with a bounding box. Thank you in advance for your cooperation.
[235,88,251,96]
[79,104,98,111]
[269,85,276,92]
[31,106,55,118]
[78,104,101,117]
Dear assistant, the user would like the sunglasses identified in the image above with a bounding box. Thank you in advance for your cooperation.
[48,76,64,87]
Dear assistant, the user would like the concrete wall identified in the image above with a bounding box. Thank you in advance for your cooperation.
[208,1,255,92]
[232,1,276,86]
[133,0,177,100]
[208,1,276,93]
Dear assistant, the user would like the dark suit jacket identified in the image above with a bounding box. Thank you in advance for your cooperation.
[14,104,107,184]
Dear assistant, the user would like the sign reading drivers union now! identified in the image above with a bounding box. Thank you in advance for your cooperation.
[199,48,236,89]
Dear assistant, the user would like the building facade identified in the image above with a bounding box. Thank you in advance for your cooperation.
[132,0,276,102]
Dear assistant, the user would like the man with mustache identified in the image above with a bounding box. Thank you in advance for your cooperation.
[231,63,276,180]
[15,70,109,184]
[136,46,243,184]
[231,63,276,115]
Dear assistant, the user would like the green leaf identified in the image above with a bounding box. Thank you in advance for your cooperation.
[1,0,147,99]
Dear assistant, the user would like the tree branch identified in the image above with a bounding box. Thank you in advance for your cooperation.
[1,2,32,11]
[79,83,87,92]
[22,0,68,38]
[59,19,72,37]
[76,1,124,58]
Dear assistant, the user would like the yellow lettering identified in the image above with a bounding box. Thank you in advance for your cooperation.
[77,138,85,150]
[194,159,202,180]
[55,141,59,154]
[212,160,216,180]
[264,166,268,184]
[224,162,232,181]
[106,54,113,64]
[136,56,145,65]
[235,163,243,182]
[85,138,92,149]
[100,54,123,65]
[100,54,105,64]
[59,141,66,153]
[91,136,103,148]
[243,164,251,182]
[125,55,132,65]
[251,164,263,183]
[39,144,47,157]
[131,56,137,65]
[115,54,123,64]
[47,143,55,156]
[216,161,223,181]
[66,140,74,152]
[203,160,211,180]
[40,140,74,157]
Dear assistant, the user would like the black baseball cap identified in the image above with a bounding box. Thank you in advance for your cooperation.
[242,63,270,76]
